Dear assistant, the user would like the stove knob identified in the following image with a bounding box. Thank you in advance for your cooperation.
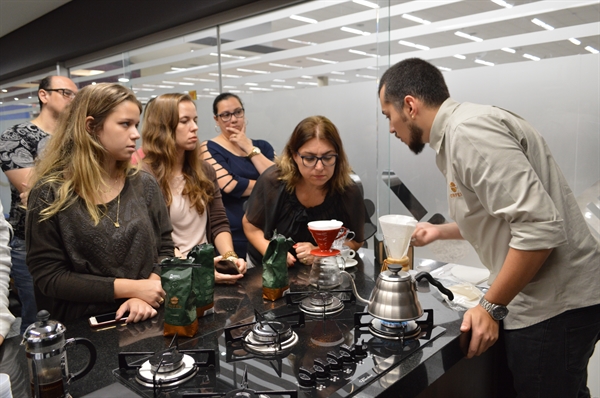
[298,366,317,388]
[327,351,343,370]
[313,358,331,378]
[353,340,367,358]
[340,344,354,362]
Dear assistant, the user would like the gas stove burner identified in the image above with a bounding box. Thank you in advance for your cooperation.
[136,353,199,388]
[149,348,185,373]
[243,320,299,355]
[116,347,217,396]
[298,292,344,317]
[369,318,422,341]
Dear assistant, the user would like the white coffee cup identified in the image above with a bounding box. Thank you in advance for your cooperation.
[0,373,12,398]
[340,245,355,261]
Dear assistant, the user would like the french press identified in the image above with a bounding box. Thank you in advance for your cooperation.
[22,310,96,398]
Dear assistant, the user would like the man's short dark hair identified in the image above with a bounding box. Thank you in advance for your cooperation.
[379,58,450,110]
[38,76,54,108]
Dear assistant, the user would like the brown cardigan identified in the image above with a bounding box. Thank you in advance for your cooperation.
[141,159,231,247]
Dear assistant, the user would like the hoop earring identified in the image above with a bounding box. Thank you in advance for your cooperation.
[214,125,220,133]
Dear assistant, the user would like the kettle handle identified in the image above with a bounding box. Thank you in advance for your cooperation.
[65,337,97,383]
[415,272,454,301]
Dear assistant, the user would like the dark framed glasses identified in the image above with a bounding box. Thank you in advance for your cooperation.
[45,88,76,99]
[216,108,244,122]
[297,152,338,167]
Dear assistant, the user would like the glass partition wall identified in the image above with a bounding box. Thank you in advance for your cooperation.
[0,0,598,263]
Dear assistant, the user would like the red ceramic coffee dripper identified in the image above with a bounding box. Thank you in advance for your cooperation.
[307,220,344,257]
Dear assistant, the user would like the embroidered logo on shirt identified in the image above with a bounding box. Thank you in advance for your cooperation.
[449,182,462,198]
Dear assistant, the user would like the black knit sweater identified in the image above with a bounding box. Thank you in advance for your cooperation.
[25,171,174,322]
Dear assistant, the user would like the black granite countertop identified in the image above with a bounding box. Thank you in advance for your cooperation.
[0,251,468,398]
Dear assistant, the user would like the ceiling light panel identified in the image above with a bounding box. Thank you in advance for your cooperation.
[490,0,513,9]
[455,31,484,42]
[352,0,379,9]
[531,18,554,31]
[402,14,431,25]
[523,53,541,61]
[398,40,430,51]
[340,26,371,36]
[289,15,318,24]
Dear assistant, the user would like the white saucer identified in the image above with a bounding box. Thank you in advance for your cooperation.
[339,258,357,268]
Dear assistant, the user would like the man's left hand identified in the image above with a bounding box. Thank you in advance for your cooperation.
[460,305,499,358]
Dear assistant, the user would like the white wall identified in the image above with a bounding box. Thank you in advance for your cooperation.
[194,79,380,201]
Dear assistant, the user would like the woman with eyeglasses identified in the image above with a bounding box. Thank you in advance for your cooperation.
[141,93,246,283]
[242,115,365,267]
[201,93,275,261]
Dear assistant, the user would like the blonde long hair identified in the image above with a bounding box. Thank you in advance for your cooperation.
[31,83,142,224]
[141,93,213,214]
[277,115,352,194]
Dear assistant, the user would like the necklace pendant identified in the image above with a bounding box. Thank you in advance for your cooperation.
[114,222,120,228]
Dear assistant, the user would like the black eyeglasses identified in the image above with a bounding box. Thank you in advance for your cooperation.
[216,108,244,122]
[45,88,76,99]
[297,152,338,167]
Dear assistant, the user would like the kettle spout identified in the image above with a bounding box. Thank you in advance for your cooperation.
[340,271,371,304]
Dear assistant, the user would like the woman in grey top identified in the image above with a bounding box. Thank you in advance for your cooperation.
[26,83,173,324]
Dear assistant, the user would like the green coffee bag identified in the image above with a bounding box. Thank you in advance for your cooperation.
[161,265,198,337]
[262,233,294,301]
[187,244,215,317]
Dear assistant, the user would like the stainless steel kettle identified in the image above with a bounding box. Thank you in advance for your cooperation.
[342,263,454,321]
[22,310,96,398]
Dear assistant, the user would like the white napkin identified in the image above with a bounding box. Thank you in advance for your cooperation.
[451,265,490,285]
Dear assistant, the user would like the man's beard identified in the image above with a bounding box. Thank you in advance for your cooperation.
[408,122,425,154]
[400,113,425,154]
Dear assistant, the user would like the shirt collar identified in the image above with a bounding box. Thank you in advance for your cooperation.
[429,98,460,154]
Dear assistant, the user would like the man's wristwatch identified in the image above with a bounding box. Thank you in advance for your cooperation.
[479,297,509,321]
[247,146,261,159]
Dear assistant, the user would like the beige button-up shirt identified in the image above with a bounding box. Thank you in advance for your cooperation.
[430,98,600,329]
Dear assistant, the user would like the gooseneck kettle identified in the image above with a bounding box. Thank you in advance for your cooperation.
[342,263,454,321]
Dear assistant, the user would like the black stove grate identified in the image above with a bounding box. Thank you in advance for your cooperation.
[285,289,355,307]
[224,309,305,349]
[117,348,217,372]
[181,367,298,398]
[354,308,435,342]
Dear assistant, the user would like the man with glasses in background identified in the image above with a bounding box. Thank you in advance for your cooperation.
[0,75,78,334]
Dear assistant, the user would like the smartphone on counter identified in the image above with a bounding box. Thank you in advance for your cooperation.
[88,312,129,328]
